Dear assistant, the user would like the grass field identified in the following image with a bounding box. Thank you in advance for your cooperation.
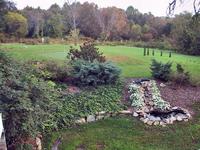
[45,109,200,150]
[1,43,200,81]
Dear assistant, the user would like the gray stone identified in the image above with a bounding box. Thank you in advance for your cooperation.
[154,121,159,126]
[119,110,132,115]
[164,118,170,124]
[133,112,139,117]
[99,111,106,115]
[75,118,86,124]
[96,115,104,120]
[176,116,183,121]
[176,114,188,121]
[172,106,179,110]
[148,115,161,121]
[170,116,177,122]
[87,115,95,122]
[160,121,166,127]
[160,83,166,87]
[147,120,154,125]
[143,118,149,124]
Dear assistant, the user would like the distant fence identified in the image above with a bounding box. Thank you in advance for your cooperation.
[0,113,7,150]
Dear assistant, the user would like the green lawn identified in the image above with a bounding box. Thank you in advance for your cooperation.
[44,107,200,150]
[1,43,200,81]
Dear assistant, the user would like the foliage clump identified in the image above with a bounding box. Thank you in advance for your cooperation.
[0,51,61,146]
[150,59,172,81]
[68,42,121,86]
[71,60,121,86]
[128,84,144,109]
[68,41,106,63]
[171,64,190,85]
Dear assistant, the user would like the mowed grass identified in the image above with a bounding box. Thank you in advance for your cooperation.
[45,109,200,150]
[1,43,200,81]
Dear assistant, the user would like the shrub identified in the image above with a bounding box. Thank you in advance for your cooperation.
[71,60,121,86]
[0,51,61,145]
[67,41,106,63]
[150,59,172,81]
[171,64,190,85]
[28,60,70,82]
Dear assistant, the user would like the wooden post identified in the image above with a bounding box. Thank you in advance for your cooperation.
[169,51,172,58]
[147,48,149,56]
[144,47,146,56]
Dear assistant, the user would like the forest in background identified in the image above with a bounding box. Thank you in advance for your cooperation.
[0,0,200,55]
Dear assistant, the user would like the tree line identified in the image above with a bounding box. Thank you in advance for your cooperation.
[0,0,199,55]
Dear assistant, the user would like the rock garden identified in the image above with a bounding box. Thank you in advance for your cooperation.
[129,79,191,126]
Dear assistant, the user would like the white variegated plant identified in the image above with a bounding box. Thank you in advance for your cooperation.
[129,83,145,109]
[151,80,170,110]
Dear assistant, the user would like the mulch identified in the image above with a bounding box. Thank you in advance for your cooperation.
[157,81,200,115]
